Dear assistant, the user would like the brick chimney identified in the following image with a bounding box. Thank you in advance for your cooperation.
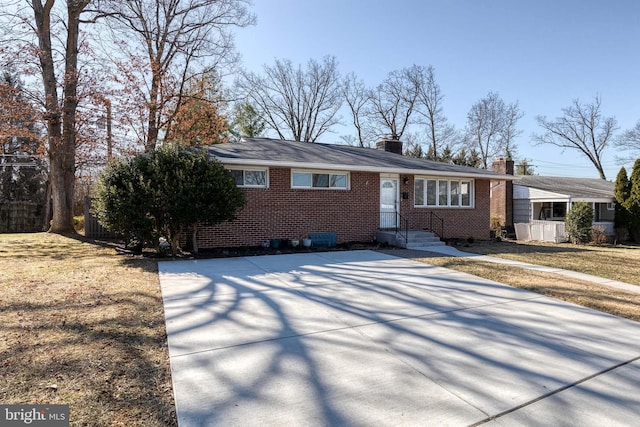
[376,139,403,155]
[490,157,514,228]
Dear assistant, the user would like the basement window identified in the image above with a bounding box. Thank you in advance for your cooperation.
[292,170,349,189]
[228,167,268,188]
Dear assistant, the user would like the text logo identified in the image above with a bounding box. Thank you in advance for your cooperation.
[1,405,69,426]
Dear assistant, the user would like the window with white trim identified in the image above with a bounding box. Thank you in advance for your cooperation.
[291,170,349,189]
[414,177,473,207]
[228,167,268,188]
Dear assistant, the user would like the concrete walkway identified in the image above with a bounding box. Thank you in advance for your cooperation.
[159,250,640,426]
[410,245,640,295]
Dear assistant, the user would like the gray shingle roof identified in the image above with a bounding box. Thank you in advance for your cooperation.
[515,176,614,199]
[206,137,512,179]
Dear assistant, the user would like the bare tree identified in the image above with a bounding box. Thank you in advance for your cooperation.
[237,56,343,142]
[501,101,523,158]
[0,1,123,232]
[31,0,91,233]
[338,134,359,146]
[616,120,640,162]
[464,91,523,169]
[342,72,373,147]
[366,65,421,140]
[341,65,456,151]
[533,96,616,180]
[398,131,423,157]
[97,0,254,152]
[413,65,458,159]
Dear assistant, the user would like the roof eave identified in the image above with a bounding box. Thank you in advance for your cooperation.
[569,197,615,203]
[213,157,513,180]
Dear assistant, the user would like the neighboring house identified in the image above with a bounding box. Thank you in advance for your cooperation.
[490,158,615,241]
[513,176,614,226]
[196,137,513,249]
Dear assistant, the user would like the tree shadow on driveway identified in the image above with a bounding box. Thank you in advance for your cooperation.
[159,251,640,426]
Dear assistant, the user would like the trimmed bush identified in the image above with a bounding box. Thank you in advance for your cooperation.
[565,202,593,244]
[92,145,245,254]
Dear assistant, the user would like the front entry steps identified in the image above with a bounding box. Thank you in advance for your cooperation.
[375,230,445,249]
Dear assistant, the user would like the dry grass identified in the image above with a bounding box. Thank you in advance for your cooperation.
[0,233,177,426]
[416,257,640,322]
[456,240,640,285]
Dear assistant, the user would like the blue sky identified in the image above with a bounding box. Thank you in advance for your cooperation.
[232,0,640,179]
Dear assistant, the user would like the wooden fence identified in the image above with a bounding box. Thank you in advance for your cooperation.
[83,197,119,239]
[0,201,45,233]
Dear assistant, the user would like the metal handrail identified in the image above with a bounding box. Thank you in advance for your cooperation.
[379,210,409,246]
[396,211,409,246]
[427,211,444,239]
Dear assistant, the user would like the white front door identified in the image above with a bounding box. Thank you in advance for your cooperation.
[380,177,399,228]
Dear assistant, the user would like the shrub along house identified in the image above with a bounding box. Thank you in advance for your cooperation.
[195,137,513,249]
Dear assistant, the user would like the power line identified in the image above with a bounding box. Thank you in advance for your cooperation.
[528,158,620,167]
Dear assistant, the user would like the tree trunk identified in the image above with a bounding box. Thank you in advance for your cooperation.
[42,179,52,231]
[191,224,199,255]
[170,231,180,257]
[48,147,74,233]
[32,0,88,234]
[145,67,161,152]
[430,117,437,159]
[32,1,69,233]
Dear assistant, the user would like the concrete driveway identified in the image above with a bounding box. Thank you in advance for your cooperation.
[158,250,640,426]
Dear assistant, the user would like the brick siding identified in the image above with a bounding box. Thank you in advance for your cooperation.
[400,175,491,241]
[489,158,514,227]
[196,168,491,249]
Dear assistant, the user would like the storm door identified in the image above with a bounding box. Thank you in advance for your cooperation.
[380,177,399,228]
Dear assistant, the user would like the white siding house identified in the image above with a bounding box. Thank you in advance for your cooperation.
[513,176,615,242]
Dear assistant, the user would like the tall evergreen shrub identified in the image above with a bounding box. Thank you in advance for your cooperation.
[624,159,640,241]
[565,202,593,244]
[614,167,631,239]
[93,145,245,254]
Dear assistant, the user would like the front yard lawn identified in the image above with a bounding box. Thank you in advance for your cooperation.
[0,233,177,426]
[400,239,640,322]
[457,240,640,286]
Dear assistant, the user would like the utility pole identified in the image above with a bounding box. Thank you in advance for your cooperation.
[95,95,112,160]
[105,98,112,160]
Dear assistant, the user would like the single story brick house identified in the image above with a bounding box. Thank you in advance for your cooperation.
[196,137,513,249]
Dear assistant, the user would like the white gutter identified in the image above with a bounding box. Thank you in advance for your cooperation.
[214,157,515,180]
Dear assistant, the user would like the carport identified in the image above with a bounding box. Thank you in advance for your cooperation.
[159,250,640,426]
